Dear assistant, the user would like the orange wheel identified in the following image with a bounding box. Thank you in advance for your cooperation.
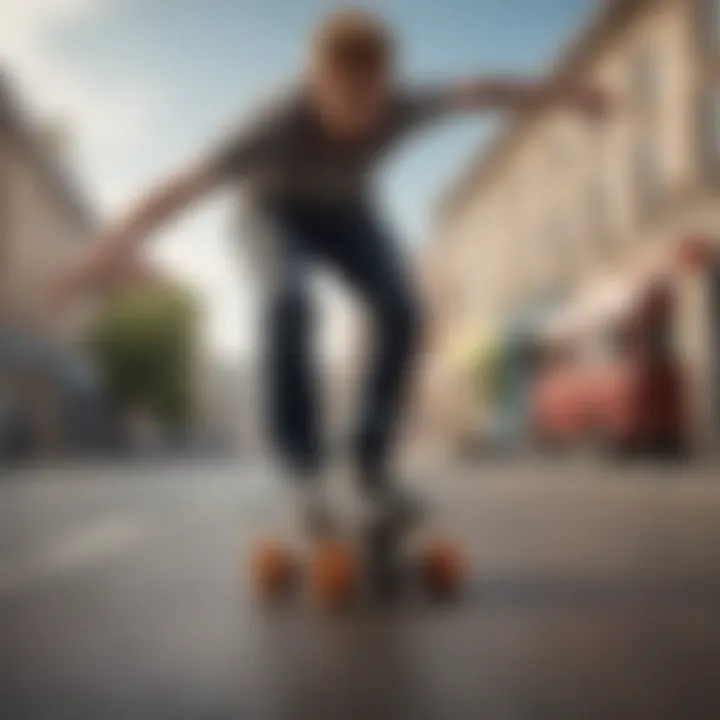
[418,536,467,600]
[311,539,359,610]
[250,539,298,601]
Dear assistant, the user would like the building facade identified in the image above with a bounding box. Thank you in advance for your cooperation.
[421,0,720,453]
[0,72,97,458]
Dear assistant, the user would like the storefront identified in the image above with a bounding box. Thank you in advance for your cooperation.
[529,236,720,456]
[0,327,104,460]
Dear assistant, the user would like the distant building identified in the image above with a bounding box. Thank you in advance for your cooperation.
[0,72,95,337]
[0,71,97,458]
[422,0,720,453]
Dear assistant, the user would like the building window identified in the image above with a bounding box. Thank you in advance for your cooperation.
[588,178,611,254]
[548,124,571,170]
[631,47,661,113]
[700,87,720,177]
[697,0,720,52]
[541,220,573,291]
[633,137,663,221]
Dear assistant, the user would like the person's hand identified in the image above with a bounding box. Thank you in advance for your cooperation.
[564,83,613,121]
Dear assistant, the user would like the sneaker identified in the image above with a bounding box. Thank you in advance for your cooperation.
[361,480,425,538]
[293,481,337,539]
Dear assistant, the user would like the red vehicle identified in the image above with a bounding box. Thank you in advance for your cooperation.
[531,277,686,455]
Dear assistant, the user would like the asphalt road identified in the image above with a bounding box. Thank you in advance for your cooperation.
[1,458,720,719]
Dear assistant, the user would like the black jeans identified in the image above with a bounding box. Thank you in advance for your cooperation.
[261,200,421,487]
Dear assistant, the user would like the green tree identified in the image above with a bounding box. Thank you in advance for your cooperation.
[471,337,506,410]
[89,286,200,425]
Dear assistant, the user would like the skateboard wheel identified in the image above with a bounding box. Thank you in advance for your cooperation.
[418,537,467,600]
[250,539,298,601]
[311,540,359,610]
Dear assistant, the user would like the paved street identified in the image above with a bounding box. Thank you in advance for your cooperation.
[1,458,720,719]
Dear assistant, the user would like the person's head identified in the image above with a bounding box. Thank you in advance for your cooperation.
[308,9,396,138]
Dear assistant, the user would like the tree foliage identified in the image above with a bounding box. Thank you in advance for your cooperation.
[89,286,200,425]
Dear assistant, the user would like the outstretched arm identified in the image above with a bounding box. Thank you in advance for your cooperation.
[55,110,267,300]
[76,164,216,290]
[441,75,611,117]
[56,161,218,299]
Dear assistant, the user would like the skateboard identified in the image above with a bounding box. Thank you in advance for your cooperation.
[250,513,467,609]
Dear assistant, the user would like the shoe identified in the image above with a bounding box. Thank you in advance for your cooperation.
[293,481,337,539]
[361,479,425,538]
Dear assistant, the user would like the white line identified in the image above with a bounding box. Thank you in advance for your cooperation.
[0,517,148,598]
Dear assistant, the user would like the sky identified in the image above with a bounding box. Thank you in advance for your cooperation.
[0,0,598,362]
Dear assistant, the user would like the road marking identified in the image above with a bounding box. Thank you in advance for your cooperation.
[0,517,148,598]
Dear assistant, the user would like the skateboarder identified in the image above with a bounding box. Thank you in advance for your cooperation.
[56,9,609,540]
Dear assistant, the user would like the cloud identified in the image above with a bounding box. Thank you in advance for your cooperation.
[0,0,154,204]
